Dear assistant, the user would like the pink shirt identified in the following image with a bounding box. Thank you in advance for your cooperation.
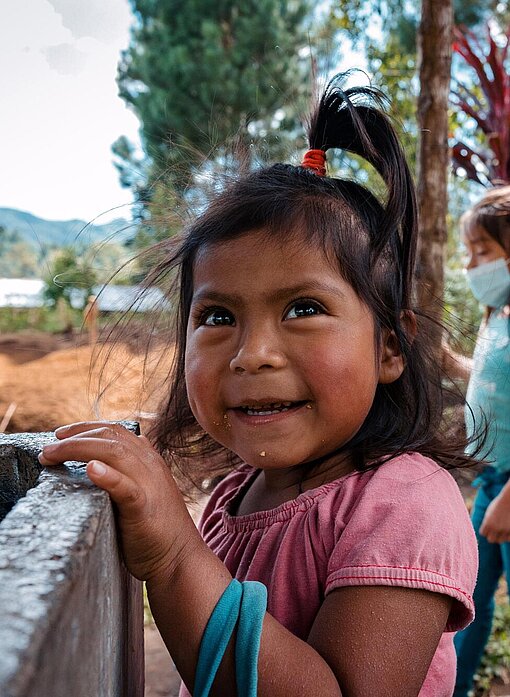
[181,453,477,696]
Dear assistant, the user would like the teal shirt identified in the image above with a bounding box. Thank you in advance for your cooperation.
[466,311,510,472]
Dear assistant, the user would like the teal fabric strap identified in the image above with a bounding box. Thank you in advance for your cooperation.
[235,581,267,696]
[194,579,243,697]
[194,579,267,697]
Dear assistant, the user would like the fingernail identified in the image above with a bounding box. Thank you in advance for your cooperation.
[89,461,107,476]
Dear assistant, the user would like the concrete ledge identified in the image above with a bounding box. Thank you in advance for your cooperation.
[0,430,144,697]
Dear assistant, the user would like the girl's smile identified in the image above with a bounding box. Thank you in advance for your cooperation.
[184,229,398,477]
[228,399,310,425]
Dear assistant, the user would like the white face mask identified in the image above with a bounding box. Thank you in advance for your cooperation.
[465,257,510,308]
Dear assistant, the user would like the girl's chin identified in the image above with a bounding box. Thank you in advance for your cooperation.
[237,450,321,471]
[233,450,302,469]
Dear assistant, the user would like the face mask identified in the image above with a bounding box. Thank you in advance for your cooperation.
[465,257,510,308]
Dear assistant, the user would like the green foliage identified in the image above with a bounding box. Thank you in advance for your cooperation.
[327,0,500,174]
[473,595,510,695]
[86,241,135,285]
[43,247,98,308]
[143,583,153,626]
[114,0,319,240]
[443,180,482,355]
[0,306,83,333]
[443,257,481,356]
[329,0,498,50]
[0,226,40,278]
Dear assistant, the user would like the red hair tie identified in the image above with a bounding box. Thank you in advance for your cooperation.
[300,149,326,176]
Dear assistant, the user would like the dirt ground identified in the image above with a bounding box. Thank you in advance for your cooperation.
[0,329,182,695]
[1,331,508,696]
[0,329,175,433]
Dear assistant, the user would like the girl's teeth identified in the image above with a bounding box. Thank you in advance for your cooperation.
[245,402,293,415]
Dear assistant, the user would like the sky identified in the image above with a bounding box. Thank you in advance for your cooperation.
[0,1,367,226]
[1,0,141,223]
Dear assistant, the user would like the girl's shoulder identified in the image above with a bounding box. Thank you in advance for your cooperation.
[322,452,467,530]
[363,451,457,488]
[361,453,468,519]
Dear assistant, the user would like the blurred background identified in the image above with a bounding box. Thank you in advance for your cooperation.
[1,1,510,693]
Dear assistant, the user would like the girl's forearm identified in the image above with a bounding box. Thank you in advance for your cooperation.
[146,541,341,697]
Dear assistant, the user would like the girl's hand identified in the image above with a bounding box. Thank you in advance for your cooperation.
[39,421,201,582]
[480,494,510,543]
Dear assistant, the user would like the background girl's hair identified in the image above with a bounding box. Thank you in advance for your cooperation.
[138,73,481,493]
[460,184,510,252]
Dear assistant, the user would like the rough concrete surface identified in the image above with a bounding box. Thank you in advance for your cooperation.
[0,438,43,520]
[0,428,143,697]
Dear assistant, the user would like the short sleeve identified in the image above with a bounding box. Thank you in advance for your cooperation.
[325,455,478,632]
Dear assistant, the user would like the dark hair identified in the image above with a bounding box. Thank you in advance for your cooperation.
[460,184,510,330]
[141,75,478,490]
[460,184,510,254]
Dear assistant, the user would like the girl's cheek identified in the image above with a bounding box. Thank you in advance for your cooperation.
[185,361,217,424]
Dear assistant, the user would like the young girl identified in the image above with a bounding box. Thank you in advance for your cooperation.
[451,187,510,697]
[39,77,478,696]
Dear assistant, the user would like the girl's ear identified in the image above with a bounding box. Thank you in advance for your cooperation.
[378,311,417,385]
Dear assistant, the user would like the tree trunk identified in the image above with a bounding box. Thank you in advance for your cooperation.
[415,0,453,356]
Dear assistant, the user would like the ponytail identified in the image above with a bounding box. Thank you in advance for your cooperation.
[307,75,417,308]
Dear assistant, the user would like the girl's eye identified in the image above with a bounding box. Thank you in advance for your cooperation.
[284,301,323,320]
[202,308,235,326]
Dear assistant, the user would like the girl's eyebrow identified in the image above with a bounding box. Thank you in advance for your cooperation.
[267,282,347,303]
[191,281,347,306]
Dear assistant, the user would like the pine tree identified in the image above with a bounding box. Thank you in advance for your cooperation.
[114,0,315,222]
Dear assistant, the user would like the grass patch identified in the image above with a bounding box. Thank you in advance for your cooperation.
[0,306,83,333]
[473,589,510,696]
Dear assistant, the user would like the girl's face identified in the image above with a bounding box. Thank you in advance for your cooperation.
[462,223,509,270]
[185,229,399,471]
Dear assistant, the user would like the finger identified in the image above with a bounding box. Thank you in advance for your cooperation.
[86,460,146,512]
[493,532,510,544]
[480,524,491,541]
[39,436,132,473]
[55,422,131,439]
[56,425,130,445]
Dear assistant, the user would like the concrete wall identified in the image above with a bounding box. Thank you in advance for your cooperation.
[0,430,144,697]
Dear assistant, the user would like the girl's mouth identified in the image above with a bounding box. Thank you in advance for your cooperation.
[234,400,308,417]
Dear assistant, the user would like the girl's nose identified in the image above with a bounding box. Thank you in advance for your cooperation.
[229,333,287,374]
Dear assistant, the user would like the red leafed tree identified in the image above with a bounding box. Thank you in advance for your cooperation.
[451,24,510,185]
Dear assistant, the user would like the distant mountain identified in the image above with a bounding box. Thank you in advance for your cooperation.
[0,207,137,249]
